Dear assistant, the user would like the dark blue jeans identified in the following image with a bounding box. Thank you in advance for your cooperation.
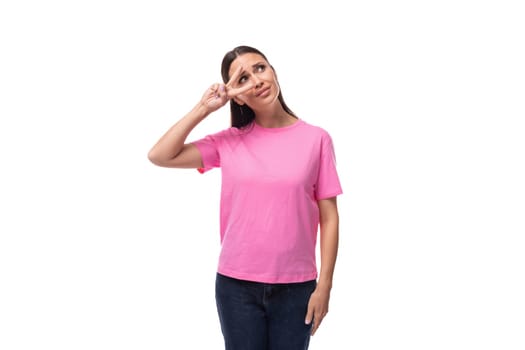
[215,273,317,350]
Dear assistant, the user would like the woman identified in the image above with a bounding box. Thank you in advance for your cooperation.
[148,45,342,350]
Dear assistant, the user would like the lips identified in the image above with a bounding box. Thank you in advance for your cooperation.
[255,87,270,97]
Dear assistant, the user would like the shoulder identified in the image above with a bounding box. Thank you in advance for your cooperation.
[203,126,245,140]
[297,119,334,140]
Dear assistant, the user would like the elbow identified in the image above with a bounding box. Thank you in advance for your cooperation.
[147,149,164,166]
[147,149,180,167]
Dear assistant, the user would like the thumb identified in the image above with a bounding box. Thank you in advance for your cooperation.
[305,304,314,325]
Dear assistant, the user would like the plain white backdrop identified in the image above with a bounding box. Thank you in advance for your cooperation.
[1,0,524,349]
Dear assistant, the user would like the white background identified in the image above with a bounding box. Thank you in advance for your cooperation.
[1,0,524,349]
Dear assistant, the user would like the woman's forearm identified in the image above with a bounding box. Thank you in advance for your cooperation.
[148,102,209,165]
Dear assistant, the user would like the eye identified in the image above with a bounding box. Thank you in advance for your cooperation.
[238,75,248,84]
[255,64,266,72]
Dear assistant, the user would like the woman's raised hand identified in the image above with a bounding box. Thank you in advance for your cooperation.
[200,66,253,113]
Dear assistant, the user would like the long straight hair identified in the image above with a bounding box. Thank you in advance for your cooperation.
[220,46,297,129]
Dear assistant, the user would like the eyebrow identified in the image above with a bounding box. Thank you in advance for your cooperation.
[241,62,265,73]
[251,61,265,68]
[238,62,266,78]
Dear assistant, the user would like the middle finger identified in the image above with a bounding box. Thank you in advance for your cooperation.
[227,82,254,99]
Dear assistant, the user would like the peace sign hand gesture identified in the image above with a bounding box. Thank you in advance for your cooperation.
[200,66,253,114]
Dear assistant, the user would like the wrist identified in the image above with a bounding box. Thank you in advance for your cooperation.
[316,280,333,292]
[194,102,211,119]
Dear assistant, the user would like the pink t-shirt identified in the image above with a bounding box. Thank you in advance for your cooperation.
[192,119,342,283]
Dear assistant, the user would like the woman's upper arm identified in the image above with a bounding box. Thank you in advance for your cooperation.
[318,197,339,223]
[148,143,203,169]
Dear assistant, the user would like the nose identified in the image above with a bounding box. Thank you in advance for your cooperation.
[252,75,263,88]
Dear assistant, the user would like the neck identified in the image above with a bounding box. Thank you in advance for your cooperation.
[253,106,297,128]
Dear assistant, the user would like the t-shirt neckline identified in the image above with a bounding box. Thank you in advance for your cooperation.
[252,118,303,133]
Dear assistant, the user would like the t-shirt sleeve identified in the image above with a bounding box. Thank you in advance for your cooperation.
[191,133,221,174]
[315,132,343,200]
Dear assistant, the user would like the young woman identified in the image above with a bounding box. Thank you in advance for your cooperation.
[148,45,343,350]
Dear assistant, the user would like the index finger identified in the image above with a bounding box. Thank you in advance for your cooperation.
[226,65,244,88]
[226,65,254,98]
[311,316,321,336]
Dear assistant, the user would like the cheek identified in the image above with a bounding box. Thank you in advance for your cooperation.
[268,73,279,87]
[234,93,246,104]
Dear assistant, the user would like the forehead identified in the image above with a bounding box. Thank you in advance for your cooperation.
[228,53,268,77]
